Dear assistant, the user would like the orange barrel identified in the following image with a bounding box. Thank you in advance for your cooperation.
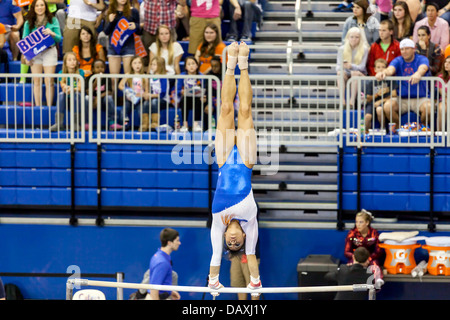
[422,236,450,276]
[379,240,421,274]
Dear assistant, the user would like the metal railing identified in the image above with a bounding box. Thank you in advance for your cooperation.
[0,73,85,143]
[346,76,447,148]
[87,74,221,145]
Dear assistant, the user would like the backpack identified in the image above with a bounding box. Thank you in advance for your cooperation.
[5,284,24,300]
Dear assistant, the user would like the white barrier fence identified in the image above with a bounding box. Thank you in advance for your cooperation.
[345,76,447,148]
[3,72,450,148]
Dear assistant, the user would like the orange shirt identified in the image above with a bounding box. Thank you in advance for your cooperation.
[72,44,104,77]
[197,42,226,74]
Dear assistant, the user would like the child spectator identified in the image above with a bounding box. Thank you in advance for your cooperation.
[51,52,85,131]
[104,0,141,76]
[148,56,170,129]
[415,25,442,76]
[364,59,398,133]
[85,59,118,131]
[22,0,61,108]
[149,24,184,75]
[195,23,226,74]
[72,26,106,77]
[118,55,152,131]
[176,56,207,132]
[437,55,450,131]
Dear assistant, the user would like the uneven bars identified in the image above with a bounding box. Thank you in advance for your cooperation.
[67,278,375,296]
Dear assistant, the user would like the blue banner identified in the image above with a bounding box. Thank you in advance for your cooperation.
[110,18,134,55]
[17,26,55,61]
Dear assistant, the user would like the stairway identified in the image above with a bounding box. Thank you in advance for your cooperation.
[249,0,351,221]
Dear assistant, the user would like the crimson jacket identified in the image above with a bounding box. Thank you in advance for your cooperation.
[344,226,383,266]
[366,37,401,76]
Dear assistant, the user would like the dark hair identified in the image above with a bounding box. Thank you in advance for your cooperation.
[425,2,439,12]
[27,0,54,31]
[184,56,200,74]
[439,55,450,82]
[417,25,431,36]
[160,228,179,247]
[78,26,97,61]
[354,247,370,263]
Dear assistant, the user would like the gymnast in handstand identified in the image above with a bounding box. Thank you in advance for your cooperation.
[208,41,261,294]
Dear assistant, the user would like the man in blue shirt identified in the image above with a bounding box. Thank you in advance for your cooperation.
[147,228,181,300]
[375,38,432,130]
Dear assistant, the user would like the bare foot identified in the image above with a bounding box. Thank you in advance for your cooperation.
[238,41,249,57]
[228,41,239,57]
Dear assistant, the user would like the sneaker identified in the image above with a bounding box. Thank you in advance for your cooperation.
[109,123,123,130]
[240,36,252,42]
[193,121,202,132]
[226,35,238,42]
[179,125,189,132]
[332,3,349,11]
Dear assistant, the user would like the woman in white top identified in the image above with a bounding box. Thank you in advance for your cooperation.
[337,27,369,107]
[149,24,184,75]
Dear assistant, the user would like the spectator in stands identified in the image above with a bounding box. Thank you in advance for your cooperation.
[333,0,354,12]
[431,0,450,25]
[175,1,189,41]
[376,38,432,130]
[147,56,170,129]
[51,52,84,131]
[72,26,106,77]
[141,0,182,66]
[391,1,415,41]
[403,0,423,23]
[104,0,141,76]
[415,25,442,76]
[376,0,392,22]
[437,55,450,131]
[364,58,398,133]
[118,55,151,131]
[149,24,184,75]
[341,0,379,45]
[0,0,23,61]
[225,0,262,42]
[188,0,221,55]
[344,209,383,285]
[366,19,401,76]
[176,56,207,132]
[22,0,61,108]
[146,228,181,300]
[325,247,372,300]
[85,59,117,131]
[413,2,449,51]
[195,23,226,74]
[205,55,222,123]
[62,0,105,54]
[337,27,369,107]
[0,22,8,72]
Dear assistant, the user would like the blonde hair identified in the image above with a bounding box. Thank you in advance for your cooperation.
[151,56,167,75]
[356,209,374,224]
[342,27,369,65]
[155,25,174,65]
[62,52,80,74]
